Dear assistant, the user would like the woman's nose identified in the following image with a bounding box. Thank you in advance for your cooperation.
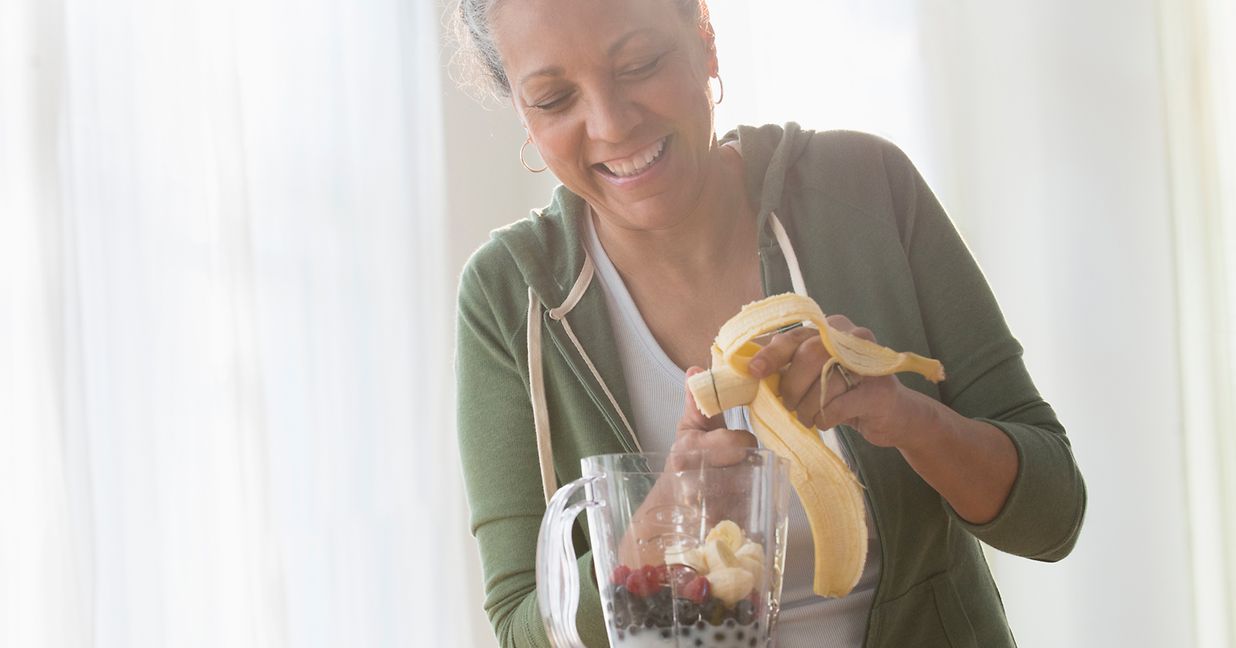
[584,86,640,144]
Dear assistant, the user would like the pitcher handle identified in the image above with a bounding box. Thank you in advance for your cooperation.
[536,475,602,648]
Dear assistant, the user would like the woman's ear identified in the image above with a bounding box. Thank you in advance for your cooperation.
[698,21,719,77]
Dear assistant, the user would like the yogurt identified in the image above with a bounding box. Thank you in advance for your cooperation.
[610,618,769,648]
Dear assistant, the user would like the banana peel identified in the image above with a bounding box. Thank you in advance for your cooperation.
[686,293,945,597]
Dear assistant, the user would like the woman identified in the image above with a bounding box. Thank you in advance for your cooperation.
[452,0,1086,646]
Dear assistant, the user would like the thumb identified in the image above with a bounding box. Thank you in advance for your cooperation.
[679,366,726,433]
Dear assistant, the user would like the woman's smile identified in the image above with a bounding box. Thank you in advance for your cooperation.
[593,135,671,187]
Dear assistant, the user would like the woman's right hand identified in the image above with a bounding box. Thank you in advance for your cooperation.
[620,368,759,566]
[669,367,758,470]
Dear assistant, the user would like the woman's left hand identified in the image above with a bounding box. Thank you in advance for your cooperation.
[745,315,927,449]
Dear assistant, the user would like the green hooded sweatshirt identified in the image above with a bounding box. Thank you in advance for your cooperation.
[456,123,1086,648]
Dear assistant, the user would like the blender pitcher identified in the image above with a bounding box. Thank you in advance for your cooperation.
[537,449,791,647]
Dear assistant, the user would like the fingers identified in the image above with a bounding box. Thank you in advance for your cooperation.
[748,326,815,378]
[813,374,898,446]
[813,385,861,432]
[790,365,860,428]
[670,425,758,468]
[825,314,876,344]
[778,336,828,410]
[696,427,758,466]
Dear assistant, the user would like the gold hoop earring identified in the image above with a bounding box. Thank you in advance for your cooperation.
[520,137,547,173]
[711,75,725,105]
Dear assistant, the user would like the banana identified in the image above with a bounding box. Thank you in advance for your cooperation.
[703,537,739,573]
[707,567,755,606]
[735,541,763,562]
[705,520,745,551]
[686,293,946,598]
[737,555,763,583]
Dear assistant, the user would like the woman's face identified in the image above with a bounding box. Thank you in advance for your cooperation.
[491,0,718,230]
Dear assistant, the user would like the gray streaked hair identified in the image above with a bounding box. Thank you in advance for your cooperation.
[449,0,708,101]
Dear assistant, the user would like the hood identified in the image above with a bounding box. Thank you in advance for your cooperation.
[492,122,812,307]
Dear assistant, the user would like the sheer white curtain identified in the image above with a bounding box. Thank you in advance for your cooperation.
[1160,0,1236,644]
[710,0,1235,646]
[0,0,469,645]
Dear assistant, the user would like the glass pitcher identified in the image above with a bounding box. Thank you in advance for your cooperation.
[537,448,791,648]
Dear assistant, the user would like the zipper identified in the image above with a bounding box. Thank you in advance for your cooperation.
[542,313,641,454]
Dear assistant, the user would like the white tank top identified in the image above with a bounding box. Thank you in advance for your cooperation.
[583,211,882,648]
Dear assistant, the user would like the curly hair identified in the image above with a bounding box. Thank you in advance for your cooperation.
[449,0,709,100]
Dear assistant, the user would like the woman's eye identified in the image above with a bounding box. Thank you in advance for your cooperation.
[623,56,662,77]
[532,93,572,111]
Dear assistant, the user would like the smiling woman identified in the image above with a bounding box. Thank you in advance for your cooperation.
[450,1,1086,647]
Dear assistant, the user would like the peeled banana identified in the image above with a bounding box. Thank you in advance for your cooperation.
[686,294,945,598]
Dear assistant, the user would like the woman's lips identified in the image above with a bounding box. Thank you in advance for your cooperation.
[593,136,671,186]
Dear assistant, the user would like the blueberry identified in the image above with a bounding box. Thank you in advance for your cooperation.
[734,599,756,625]
[612,585,629,601]
[647,605,674,628]
[701,599,726,626]
[673,597,700,625]
[623,593,647,627]
[650,586,673,609]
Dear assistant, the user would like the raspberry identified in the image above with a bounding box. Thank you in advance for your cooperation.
[650,563,669,586]
[610,565,632,586]
[680,574,711,605]
[626,569,659,598]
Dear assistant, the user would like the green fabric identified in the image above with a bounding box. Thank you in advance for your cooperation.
[455,123,1086,648]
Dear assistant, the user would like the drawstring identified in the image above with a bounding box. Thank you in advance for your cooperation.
[527,211,804,503]
[528,252,640,503]
[769,212,808,296]
[527,287,556,504]
[769,213,849,459]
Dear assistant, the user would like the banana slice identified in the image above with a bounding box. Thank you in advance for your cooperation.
[687,294,946,598]
[735,541,763,562]
[705,520,745,552]
[709,567,755,606]
[734,540,764,580]
[737,555,763,583]
[703,538,738,573]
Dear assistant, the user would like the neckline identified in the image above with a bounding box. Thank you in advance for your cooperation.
[584,210,688,382]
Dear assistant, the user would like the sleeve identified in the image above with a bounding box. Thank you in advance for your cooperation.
[455,258,607,648]
[881,142,1087,561]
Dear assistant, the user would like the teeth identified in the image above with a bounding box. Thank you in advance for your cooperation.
[602,138,665,178]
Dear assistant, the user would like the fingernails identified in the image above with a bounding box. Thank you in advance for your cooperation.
[748,358,765,377]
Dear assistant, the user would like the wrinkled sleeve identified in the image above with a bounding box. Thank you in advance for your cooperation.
[455,258,606,648]
[882,143,1087,561]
